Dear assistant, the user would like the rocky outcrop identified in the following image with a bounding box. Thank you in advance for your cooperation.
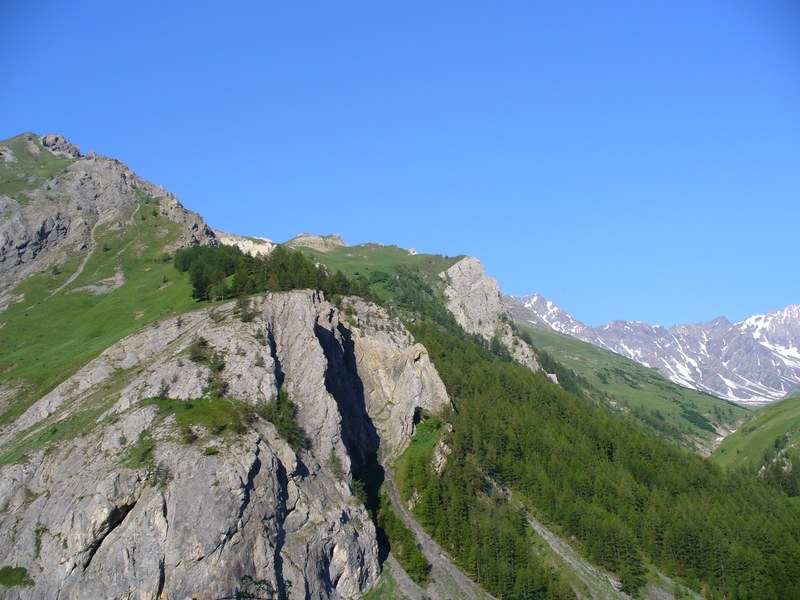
[213,229,276,256]
[340,297,450,460]
[0,145,17,164]
[0,134,216,308]
[286,233,348,253]
[41,134,82,158]
[441,257,539,372]
[0,290,449,598]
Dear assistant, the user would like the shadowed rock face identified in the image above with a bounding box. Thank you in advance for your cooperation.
[0,290,449,599]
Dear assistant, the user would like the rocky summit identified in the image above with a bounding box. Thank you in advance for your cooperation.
[0,133,214,312]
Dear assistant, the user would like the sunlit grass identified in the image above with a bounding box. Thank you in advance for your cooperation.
[0,202,199,424]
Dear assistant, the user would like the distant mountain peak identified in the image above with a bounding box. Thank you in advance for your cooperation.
[504,294,800,406]
[502,293,587,337]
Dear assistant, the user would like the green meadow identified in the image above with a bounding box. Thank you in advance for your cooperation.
[713,396,800,469]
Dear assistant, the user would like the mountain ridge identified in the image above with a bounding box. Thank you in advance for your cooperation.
[0,133,482,598]
[0,132,216,313]
[505,293,800,406]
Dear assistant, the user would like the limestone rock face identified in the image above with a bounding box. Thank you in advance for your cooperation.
[340,297,450,460]
[0,290,449,599]
[441,257,503,340]
[213,229,276,256]
[441,257,539,372]
[0,134,216,309]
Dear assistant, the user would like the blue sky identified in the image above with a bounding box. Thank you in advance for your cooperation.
[2,1,798,326]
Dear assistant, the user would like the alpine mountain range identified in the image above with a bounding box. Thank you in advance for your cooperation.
[503,294,800,407]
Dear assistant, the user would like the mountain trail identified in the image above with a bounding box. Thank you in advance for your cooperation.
[50,202,143,298]
[383,470,495,600]
[70,262,125,295]
[49,218,101,297]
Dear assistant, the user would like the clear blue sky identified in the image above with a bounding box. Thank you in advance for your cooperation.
[2,1,798,326]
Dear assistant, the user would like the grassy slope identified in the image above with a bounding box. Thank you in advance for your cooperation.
[293,242,463,302]
[393,413,443,494]
[712,396,800,470]
[519,323,750,450]
[0,134,76,203]
[0,198,199,425]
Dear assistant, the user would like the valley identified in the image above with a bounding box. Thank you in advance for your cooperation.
[515,324,749,454]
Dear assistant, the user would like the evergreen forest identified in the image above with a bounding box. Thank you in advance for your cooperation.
[173,243,372,302]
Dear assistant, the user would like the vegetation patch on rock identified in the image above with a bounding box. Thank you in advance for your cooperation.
[0,565,33,588]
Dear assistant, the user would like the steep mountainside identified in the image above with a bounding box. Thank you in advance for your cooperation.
[505,294,800,406]
[0,134,220,426]
[0,133,214,311]
[0,292,449,598]
[518,324,749,454]
[0,134,456,598]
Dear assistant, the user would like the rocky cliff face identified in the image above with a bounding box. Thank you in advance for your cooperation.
[441,257,539,372]
[0,134,215,309]
[340,297,450,461]
[0,290,449,599]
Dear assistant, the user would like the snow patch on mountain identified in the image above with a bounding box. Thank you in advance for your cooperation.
[503,295,800,407]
